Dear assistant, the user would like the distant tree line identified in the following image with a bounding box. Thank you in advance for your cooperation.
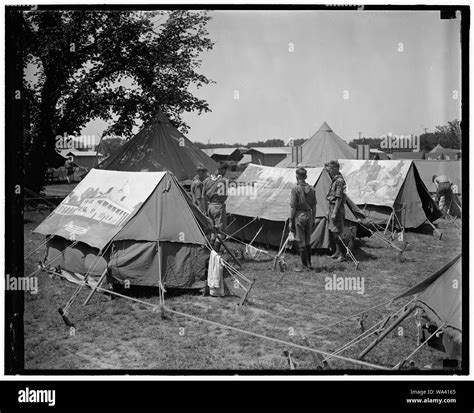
[194,137,307,149]
[348,120,462,151]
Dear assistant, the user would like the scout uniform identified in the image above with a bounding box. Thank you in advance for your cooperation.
[289,168,317,272]
[190,165,208,213]
[290,182,317,249]
[327,173,346,234]
[191,175,203,206]
[203,172,228,249]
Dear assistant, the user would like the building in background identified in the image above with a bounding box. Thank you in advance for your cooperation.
[246,147,291,167]
[391,151,426,160]
[61,150,103,170]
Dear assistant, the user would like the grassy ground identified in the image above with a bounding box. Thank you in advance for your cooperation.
[24,209,461,372]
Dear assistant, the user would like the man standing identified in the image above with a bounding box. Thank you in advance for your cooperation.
[64,156,75,184]
[432,174,453,214]
[289,167,317,272]
[191,164,208,213]
[326,160,346,262]
[203,162,229,251]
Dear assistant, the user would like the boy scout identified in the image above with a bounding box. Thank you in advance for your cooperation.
[326,160,346,262]
[203,162,229,251]
[191,164,208,213]
[289,167,317,272]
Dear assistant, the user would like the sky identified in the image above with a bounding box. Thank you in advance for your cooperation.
[82,10,462,145]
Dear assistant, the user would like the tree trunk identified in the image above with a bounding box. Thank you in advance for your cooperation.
[25,78,58,193]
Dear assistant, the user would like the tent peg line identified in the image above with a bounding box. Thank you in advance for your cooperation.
[337,235,359,269]
[358,302,417,360]
[224,216,258,240]
[45,268,389,370]
[30,240,79,278]
[392,322,446,370]
[58,244,111,326]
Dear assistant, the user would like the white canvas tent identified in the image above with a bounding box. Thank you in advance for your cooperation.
[338,159,441,229]
[34,169,211,289]
[226,164,368,248]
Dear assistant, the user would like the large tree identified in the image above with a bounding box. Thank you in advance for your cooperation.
[20,10,214,192]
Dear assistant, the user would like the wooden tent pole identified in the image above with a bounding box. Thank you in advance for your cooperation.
[384,211,394,235]
[83,268,108,306]
[216,231,242,268]
[358,303,416,360]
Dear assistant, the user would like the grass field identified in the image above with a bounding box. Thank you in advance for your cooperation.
[23,209,461,372]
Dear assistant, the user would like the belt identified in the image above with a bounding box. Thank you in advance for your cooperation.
[296,209,311,212]
[209,202,226,206]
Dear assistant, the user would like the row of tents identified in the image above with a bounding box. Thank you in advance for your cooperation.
[56,110,460,195]
[226,160,444,248]
[36,109,460,288]
[35,158,446,288]
[33,109,462,367]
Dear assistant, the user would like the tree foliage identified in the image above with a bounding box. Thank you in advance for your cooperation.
[20,10,214,191]
[348,137,383,149]
[99,137,126,159]
[348,120,462,152]
[246,138,286,147]
[420,119,462,151]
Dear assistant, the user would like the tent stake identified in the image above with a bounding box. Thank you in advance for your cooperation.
[424,219,443,240]
[302,335,328,369]
[338,235,360,269]
[238,278,255,306]
[358,303,416,360]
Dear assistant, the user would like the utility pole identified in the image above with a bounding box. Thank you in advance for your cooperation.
[423,128,428,135]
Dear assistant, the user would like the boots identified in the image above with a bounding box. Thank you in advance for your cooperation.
[294,248,308,272]
[334,241,346,262]
[306,245,315,270]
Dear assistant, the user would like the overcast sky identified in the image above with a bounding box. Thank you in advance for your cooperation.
[83,10,462,145]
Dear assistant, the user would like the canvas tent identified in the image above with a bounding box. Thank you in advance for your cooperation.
[98,110,217,182]
[359,255,462,366]
[394,254,462,344]
[426,144,461,160]
[226,164,368,249]
[277,122,355,168]
[338,160,441,229]
[34,169,211,289]
[414,160,462,194]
